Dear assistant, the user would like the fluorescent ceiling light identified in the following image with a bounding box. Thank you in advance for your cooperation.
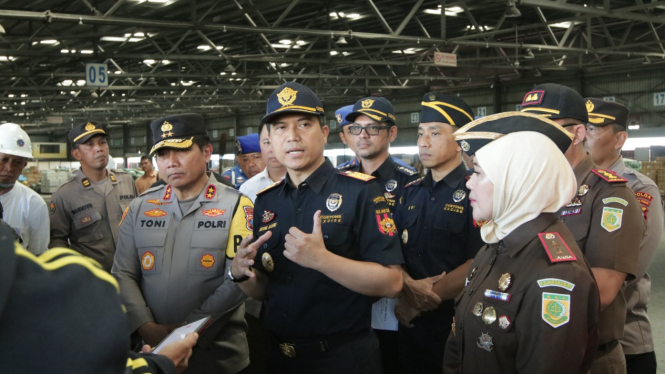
[330,51,339,56]
[101,36,143,42]
[270,44,300,49]
[80,50,94,54]
[279,39,292,44]
[424,6,464,16]
[329,12,362,20]
[197,45,224,51]
[550,21,582,29]
[465,25,493,31]
[40,40,59,44]
[76,80,86,86]
[8,94,14,97]
[60,49,69,53]
[61,80,73,86]
[628,125,640,130]
[392,48,423,54]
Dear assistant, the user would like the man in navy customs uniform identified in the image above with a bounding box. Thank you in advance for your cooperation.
[336,103,417,175]
[229,82,404,374]
[335,97,420,373]
[584,98,664,374]
[112,114,254,374]
[49,122,137,271]
[521,84,645,374]
[393,93,483,374]
[222,133,265,189]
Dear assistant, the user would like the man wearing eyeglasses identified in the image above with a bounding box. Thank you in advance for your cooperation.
[336,97,419,374]
[521,84,644,374]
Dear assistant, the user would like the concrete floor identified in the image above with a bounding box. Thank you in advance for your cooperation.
[650,234,665,372]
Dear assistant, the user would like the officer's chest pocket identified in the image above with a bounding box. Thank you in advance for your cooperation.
[321,224,352,258]
[433,209,466,234]
[135,224,169,275]
[72,210,104,243]
[187,218,230,276]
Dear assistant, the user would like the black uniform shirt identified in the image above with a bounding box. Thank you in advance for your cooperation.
[395,163,484,280]
[253,159,404,340]
[338,156,420,211]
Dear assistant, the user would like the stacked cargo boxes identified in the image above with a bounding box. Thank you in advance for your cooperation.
[23,166,42,186]
[40,170,71,194]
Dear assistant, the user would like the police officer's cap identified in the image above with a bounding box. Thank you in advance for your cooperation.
[236,133,261,155]
[261,82,325,125]
[335,105,354,127]
[346,97,396,125]
[520,83,588,123]
[584,98,630,128]
[453,112,574,156]
[68,122,108,146]
[421,92,474,127]
[149,113,207,156]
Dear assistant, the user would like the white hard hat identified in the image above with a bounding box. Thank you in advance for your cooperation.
[0,123,33,159]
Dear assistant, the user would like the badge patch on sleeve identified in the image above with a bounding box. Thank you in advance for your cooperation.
[602,197,628,206]
[202,208,226,217]
[244,206,254,231]
[601,207,623,232]
[144,208,167,217]
[119,206,130,227]
[636,191,653,202]
[376,213,396,236]
[542,292,570,328]
[537,278,575,291]
[49,201,56,214]
[141,251,155,271]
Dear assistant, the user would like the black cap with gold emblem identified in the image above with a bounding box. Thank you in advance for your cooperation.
[149,113,207,155]
[346,96,396,125]
[520,83,588,123]
[584,98,630,128]
[421,92,474,127]
[453,112,574,156]
[68,122,107,146]
[260,82,325,125]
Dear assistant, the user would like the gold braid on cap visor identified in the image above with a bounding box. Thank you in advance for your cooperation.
[150,137,194,155]
[421,101,475,127]
[73,129,106,143]
[453,111,573,142]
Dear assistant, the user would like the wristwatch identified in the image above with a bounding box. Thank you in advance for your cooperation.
[227,266,250,283]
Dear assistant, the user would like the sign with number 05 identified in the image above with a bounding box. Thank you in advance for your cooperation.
[85,63,108,87]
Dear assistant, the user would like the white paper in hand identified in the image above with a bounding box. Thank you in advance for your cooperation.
[152,316,210,354]
[371,297,398,331]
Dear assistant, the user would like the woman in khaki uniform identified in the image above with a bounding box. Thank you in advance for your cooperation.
[443,112,600,374]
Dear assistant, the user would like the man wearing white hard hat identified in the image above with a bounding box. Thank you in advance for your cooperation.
[0,123,49,255]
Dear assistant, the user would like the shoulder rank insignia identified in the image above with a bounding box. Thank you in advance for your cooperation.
[163,185,173,201]
[205,184,216,200]
[257,179,285,196]
[396,166,418,176]
[538,232,577,263]
[404,177,424,189]
[591,169,627,183]
[82,178,91,188]
[340,170,376,182]
[110,174,117,183]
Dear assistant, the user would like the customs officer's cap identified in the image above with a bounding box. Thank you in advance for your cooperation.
[453,112,574,156]
[68,122,108,146]
[149,113,207,156]
[236,133,261,155]
[584,98,630,128]
[421,92,474,127]
[520,83,588,123]
[335,105,354,127]
[346,96,396,125]
[261,82,325,125]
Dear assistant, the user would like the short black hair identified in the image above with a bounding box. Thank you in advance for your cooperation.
[609,123,626,134]
[192,134,211,151]
[140,155,151,163]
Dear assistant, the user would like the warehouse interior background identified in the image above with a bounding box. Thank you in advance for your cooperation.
[1,0,665,371]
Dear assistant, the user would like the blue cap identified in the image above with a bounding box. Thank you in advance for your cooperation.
[236,133,261,155]
[345,97,396,125]
[335,105,354,127]
[260,82,325,125]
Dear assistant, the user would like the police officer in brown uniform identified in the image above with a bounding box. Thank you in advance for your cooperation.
[49,122,136,271]
[521,84,645,373]
[584,98,664,374]
[444,112,600,373]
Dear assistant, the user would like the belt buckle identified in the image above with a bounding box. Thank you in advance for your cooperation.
[280,342,296,358]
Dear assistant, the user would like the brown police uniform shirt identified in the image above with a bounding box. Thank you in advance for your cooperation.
[49,169,137,271]
[443,214,599,374]
[557,155,645,345]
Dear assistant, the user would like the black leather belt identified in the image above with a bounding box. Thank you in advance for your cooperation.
[597,340,619,353]
[271,329,368,358]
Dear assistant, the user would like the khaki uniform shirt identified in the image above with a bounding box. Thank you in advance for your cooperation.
[49,169,136,271]
[609,157,664,354]
[557,155,645,345]
[443,214,599,373]
[112,174,253,373]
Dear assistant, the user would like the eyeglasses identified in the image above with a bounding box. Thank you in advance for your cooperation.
[346,125,391,136]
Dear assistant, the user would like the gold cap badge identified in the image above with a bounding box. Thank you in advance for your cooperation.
[277,87,298,106]
[429,94,436,101]
[85,123,95,131]
[161,121,173,132]
[361,99,374,109]
[586,100,594,113]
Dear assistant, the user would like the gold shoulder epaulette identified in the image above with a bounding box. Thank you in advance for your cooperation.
[404,177,424,189]
[339,170,376,182]
[257,179,285,196]
[591,169,627,183]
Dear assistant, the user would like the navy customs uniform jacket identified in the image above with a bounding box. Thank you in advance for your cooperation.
[49,168,137,271]
[557,155,644,346]
[112,173,253,374]
[337,156,420,211]
[443,214,600,374]
[0,222,175,374]
[252,159,404,339]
